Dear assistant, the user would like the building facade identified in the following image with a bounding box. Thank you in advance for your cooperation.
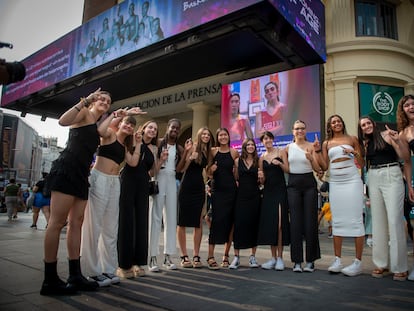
[324,0,414,134]
[82,0,414,137]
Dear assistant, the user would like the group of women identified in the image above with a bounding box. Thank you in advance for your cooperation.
[40,91,414,296]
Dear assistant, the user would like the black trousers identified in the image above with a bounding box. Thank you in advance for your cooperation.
[287,173,321,263]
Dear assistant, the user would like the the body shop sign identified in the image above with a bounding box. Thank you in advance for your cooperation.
[358,83,404,124]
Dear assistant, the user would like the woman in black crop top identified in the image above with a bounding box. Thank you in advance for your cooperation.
[396,94,414,281]
[80,108,146,286]
[358,115,411,281]
[41,89,112,296]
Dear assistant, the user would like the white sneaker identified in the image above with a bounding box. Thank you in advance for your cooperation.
[103,273,121,284]
[88,274,111,287]
[341,259,362,277]
[293,263,302,273]
[366,238,373,248]
[249,255,259,268]
[149,256,160,272]
[229,256,240,269]
[261,258,276,270]
[407,268,414,281]
[303,262,315,273]
[275,257,284,271]
[163,254,177,270]
[328,256,343,273]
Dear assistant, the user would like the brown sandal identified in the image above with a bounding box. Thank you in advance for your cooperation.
[207,257,220,270]
[371,268,389,278]
[192,256,203,268]
[181,255,193,268]
[393,271,408,281]
[221,255,230,268]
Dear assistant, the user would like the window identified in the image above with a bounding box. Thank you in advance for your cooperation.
[355,0,397,39]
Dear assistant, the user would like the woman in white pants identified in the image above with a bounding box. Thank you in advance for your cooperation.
[148,119,183,271]
[81,107,146,286]
[358,115,411,281]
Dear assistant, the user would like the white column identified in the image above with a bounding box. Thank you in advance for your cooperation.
[187,101,210,140]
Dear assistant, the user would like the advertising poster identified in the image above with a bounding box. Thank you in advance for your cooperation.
[358,82,404,127]
[221,64,322,154]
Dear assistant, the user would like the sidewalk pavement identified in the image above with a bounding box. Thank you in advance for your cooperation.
[0,212,413,311]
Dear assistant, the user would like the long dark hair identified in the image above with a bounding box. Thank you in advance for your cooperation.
[195,127,214,165]
[326,114,347,140]
[121,116,137,153]
[215,128,230,147]
[240,138,259,168]
[358,115,386,152]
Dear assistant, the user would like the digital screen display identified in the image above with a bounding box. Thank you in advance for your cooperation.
[269,0,326,61]
[221,64,322,154]
[1,0,325,107]
[1,0,262,106]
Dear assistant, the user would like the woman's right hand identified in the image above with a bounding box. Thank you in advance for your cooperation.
[134,130,143,144]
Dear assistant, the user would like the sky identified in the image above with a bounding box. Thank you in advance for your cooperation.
[0,0,85,147]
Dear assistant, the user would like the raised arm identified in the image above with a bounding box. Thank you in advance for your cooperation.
[59,88,101,126]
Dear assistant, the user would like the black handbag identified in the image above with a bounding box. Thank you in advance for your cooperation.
[149,178,159,195]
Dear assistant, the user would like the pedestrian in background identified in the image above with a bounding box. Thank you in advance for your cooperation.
[31,172,51,229]
[4,178,19,222]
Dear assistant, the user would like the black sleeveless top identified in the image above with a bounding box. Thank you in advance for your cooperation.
[96,140,125,164]
[366,139,398,165]
[409,140,414,153]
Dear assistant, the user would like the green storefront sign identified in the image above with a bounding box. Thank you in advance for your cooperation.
[358,82,404,124]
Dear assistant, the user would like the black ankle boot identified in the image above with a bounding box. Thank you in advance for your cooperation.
[40,261,77,296]
[67,258,98,291]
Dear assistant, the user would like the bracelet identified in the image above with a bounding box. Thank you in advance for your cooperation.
[80,97,90,107]
[74,106,81,112]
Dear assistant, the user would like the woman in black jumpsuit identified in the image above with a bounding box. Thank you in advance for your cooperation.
[118,120,158,278]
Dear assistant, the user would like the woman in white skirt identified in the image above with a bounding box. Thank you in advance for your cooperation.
[314,114,365,277]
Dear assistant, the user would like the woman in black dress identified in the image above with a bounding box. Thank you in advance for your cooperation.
[117,120,160,278]
[229,138,261,269]
[177,127,214,268]
[206,128,239,269]
[41,89,111,296]
[257,131,290,271]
